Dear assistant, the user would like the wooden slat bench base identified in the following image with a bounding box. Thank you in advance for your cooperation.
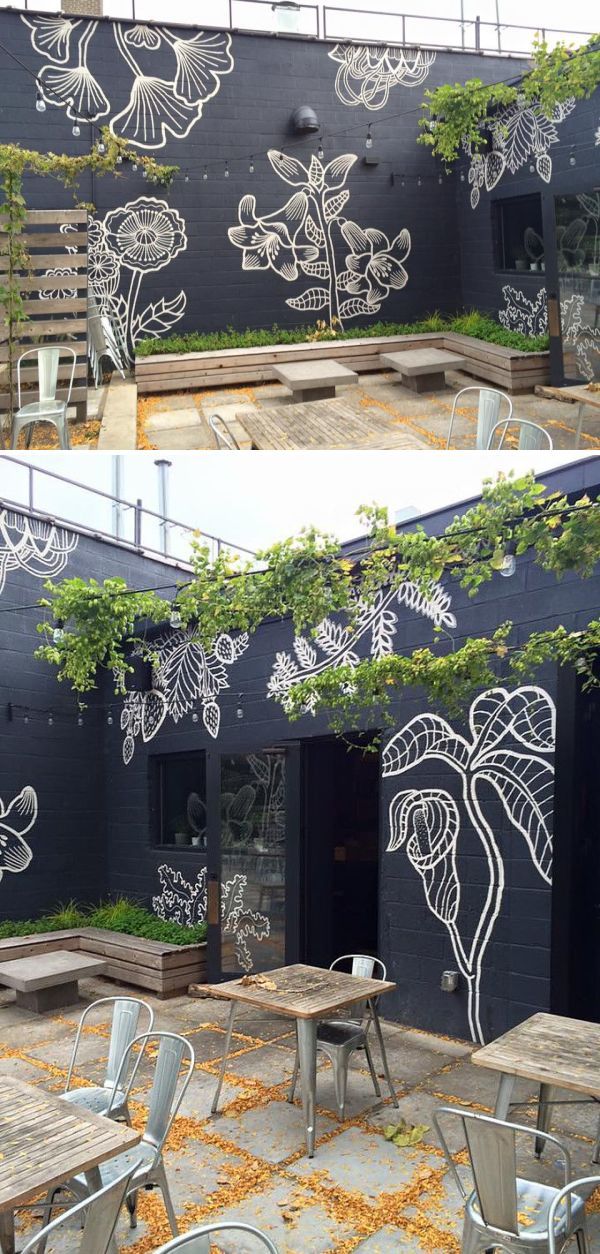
[0,929,207,998]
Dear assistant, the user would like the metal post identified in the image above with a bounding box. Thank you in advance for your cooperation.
[495,0,501,51]
[459,0,465,49]
[475,14,481,50]
[112,455,124,541]
[401,14,406,44]
[28,464,34,513]
[134,498,143,550]
[155,459,171,557]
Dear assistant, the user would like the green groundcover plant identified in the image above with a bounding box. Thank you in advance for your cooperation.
[135,312,549,358]
[0,898,207,946]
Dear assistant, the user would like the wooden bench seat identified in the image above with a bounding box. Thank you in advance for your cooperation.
[0,949,106,1012]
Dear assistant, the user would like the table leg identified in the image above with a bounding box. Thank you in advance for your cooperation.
[211,1002,237,1115]
[0,1210,15,1254]
[296,1018,317,1158]
[494,1073,516,1120]
[368,998,399,1108]
[534,1083,554,1158]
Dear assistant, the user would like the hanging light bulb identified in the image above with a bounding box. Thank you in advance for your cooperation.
[132,161,138,172]
[48,713,54,726]
[117,154,123,164]
[170,608,182,629]
[365,125,373,150]
[36,86,46,113]
[569,149,576,167]
[438,173,443,185]
[77,713,84,727]
[224,161,230,178]
[317,138,324,160]
[192,711,199,724]
[72,118,81,137]
[460,170,466,182]
[97,140,106,155]
[24,714,29,725]
[249,156,255,174]
[417,175,422,188]
[203,166,208,180]
[236,695,244,720]
[107,712,114,726]
[142,167,148,179]
[401,177,405,189]
[52,624,64,643]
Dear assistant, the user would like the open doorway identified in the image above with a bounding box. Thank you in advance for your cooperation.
[302,733,380,968]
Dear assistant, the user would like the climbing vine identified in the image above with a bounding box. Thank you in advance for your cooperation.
[33,472,600,722]
[418,33,600,165]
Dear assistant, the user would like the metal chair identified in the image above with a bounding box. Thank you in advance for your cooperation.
[21,1162,139,1254]
[209,413,240,450]
[287,954,392,1120]
[53,1032,194,1240]
[549,1176,600,1254]
[11,347,76,450]
[151,1220,280,1253]
[446,386,513,449]
[63,995,154,1122]
[487,417,553,450]
[434,1105,590,1253]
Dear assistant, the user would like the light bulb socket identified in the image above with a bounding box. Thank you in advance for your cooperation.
[170,609,182,629]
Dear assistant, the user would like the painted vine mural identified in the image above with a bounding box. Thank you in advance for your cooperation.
[465,96,576,208]
[0,510,78,594]
[383,685,556,1043]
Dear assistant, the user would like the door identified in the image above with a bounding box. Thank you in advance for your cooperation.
[553,190,600,384]
[206,743,301,982]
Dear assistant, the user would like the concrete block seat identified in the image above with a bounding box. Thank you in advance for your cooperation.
[273,360,358,403]
[381,348,467,393]
[0,949,106,1012]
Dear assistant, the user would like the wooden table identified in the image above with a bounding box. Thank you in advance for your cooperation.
[380,348,466,393]
[472,1012,600,1157]
[273,360,358,402]
[0,1075,140,1253]
[206,963,398,1157]
[0,951,106,1013]
[535,384,600,448]
[239,397,427,450]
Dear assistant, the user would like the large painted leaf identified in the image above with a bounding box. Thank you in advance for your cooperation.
[474,750,554,883]
[470,687,555,762]
[388,788,460,925]
[382,713,469,778]
[155,629,207,721]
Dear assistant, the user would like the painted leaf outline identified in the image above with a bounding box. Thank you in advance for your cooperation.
[469,687,555,764]
[474,750,554,884]
[132,291,187,341]
[155,629,207,721]
[388,788,460,925]
[339,297,380,318]
[286,287,329,312]
[382,712,470,778]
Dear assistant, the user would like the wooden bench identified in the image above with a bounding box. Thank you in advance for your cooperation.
[381,347,467,393]
[0,949,106,1012]
[273,360,358,402]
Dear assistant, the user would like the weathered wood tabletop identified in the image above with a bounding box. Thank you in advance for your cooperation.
[239,397,426,450]
[205,962,395,1019]
[472,1012,600,1096]
[0,1075,140,1212]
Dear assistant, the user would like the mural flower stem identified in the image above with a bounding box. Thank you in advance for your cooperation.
[383,687,556,1043]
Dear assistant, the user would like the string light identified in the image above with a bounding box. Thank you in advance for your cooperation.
[203,166,208,180]
[192,711,199,724]
[35,88,46,112]
[142,167,148,179]
[77,713,83,727]
[97,140,106,155]
[107,712,113,726]
[224,160,230,178]
[365,125,373,150]
[48,714,53,726]
[131,161,138,172]
[317,138,324,160]
[184,171,189,183]
[117,153,123,164]
[417,174,422,188]
[23,714,29,725]
[249,155,255,173]
[52,624,64,643]
[169,608,182,629]
[236,694,244,720]
[569,148,576,166]
[438,173,443,184]
[460,170,466,182]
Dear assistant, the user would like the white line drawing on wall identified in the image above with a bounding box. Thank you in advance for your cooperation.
[466,97,576,208]
[229,150,411,328]
[21,16,233,145]
[383,686,556,1043]
[0,787,38,881]
[152,863,270,972]
[498,285,548,337]
[268,582,456,714]
[329,44,436,109]
[498,286,600,381]
[38,267,78,302]
[0,510,78,595]
[120,629,249,763]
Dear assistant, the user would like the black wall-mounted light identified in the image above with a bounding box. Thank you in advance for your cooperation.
[291,105,320,135]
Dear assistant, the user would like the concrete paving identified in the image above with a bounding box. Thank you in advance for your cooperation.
[2,974,600,1252]
[137,369,600,452]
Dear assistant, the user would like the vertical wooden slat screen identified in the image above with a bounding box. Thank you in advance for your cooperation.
[0,209,88,432]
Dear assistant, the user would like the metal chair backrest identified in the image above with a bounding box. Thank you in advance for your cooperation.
[434,1107,572,1241]
[66,996,154,1095]
[151,1220,280,1253]
[487,417,553,450]
[446,386,513,450]
[548,1175,600,1254]
[17,346,76,410]
[209,413,240,450]
[330,954,387,1023]
[20,1161,140,1253]
[110,1031,194,1155]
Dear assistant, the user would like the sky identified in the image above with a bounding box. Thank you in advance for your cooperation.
[0,450,592,561]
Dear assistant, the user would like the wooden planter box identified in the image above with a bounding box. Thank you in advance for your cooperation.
[0,928,207,998]
[135,331,550,397]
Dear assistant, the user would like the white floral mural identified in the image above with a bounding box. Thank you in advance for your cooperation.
[153,864,270,972]
[498,285,548,337]
[466,97,576,209]
[120,628,249,763]
[498,286,600,381]
[268,581,456,715]
[0,787,38,881]
[0,510,78,595]
[22,16,233,146]
[329,44,436,109]
[228,149,411,328]
[383,686,556,1043]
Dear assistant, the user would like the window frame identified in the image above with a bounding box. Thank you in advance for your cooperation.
[150,749,207,851]
[492,191,545,275]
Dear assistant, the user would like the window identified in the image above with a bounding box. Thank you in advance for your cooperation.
[153,753,206,849]
[493,194,545,273]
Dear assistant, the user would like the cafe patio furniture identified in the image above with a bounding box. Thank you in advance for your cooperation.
[0,1075,140,1254]
[287,954,391,1120]
[209,412,241,450]
[152,1221,280,1253]
[0,949,107,1013]
[56,1032,194,1239]
[549,1177,600,1254]
[434,1105,590,1253]
[380,347,467,393]
[535,383,600,448]
[238,396,426,449]
[207,962,398,1157]
[63,995,154,1122]
[445,385,513,449]
[472,1012,600,1163]
[11,346,77,451]
[273,360,358,402]
[20,1163,139,1254]
[487,416,553,449]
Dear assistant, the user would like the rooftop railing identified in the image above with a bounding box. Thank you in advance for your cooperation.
[0,455,256,566]
[0,0,593,58]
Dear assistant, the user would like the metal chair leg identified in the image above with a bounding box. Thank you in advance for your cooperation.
[535,1082,553,1157]
[460,1213,486,1253]
[155,1162,178,1236]
[126,1189,138,1230]
[363,1036,382,1098]
[332,1051,349,1121]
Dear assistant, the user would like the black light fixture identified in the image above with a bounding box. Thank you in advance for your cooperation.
[291,105,319,135]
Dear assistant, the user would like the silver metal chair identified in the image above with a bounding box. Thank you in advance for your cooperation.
[549,1177,600,1254]
[487,417,553,449]
[434,1105,590,1253]
[151,1220,280,1253]
[64,995,154,1122]
[11,346,76,450]
[287,954,394,1120]
[446,385,513,449]
[21,1162,139,1254]
[54,1032,194,1240]
[209,413,240,450]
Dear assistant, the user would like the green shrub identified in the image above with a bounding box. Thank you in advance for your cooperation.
[135,312,549,359]
[0,898,206,946]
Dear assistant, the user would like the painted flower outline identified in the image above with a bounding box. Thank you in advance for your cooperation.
[228,193,318,281]
[340,221,411,307]
[103,198,186,273]
[329,43,436,110]
[0,787,38,881]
